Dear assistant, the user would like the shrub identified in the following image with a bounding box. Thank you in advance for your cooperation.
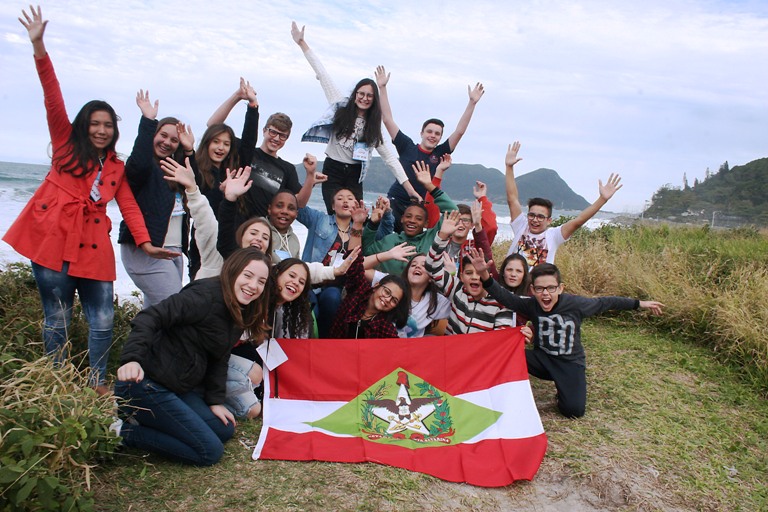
[0,356,120,511]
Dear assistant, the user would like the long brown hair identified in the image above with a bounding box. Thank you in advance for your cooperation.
[196,123,237,191]
[220,248,272,341]
[53,100,120,177]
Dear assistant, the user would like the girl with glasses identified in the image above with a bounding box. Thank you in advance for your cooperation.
[291,22,421,214]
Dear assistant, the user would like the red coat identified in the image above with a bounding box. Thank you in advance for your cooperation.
[2,54,150,281]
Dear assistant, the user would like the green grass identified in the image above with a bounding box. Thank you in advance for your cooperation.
[89,319,768,511]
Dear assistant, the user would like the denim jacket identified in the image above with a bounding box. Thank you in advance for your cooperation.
[298,206,395,263]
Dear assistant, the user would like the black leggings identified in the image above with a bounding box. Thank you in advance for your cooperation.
[321,157,363,214]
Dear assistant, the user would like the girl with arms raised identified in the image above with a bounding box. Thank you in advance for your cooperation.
[291,21,420,214]
[4,6,174,393]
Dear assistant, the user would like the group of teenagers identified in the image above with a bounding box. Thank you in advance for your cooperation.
[7,7,665,467]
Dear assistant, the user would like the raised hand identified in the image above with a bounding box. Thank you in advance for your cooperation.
[468,82,485,104]
[19,5,47,44]
[136,89,159,120]
[412,160,432,188]
[350,200,369,225]
[302,153,317,175]
[471,200,483,229]
[223,166,253,201]
[466,247,490,275]
[290,21,305,45]
[598,173,623,201]
[441,252,457,276]
[176,122,195,152]
[375,65,390,88]
[240,77,258,107]
[473,181,487,199]
[438,210,461,239]
[436,154,452,175]
[505,141,522,167]
[334,246,361,276]
[161,157,196,191]
[386,242,417,262]
[371,195,390,223]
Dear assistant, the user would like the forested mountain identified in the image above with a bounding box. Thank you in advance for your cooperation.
[646,158,768,225]
[298,158,590,209]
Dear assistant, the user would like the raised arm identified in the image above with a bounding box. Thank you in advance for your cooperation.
[505,142,523,220]
[375,65,399,140]
[296,153,326,208]
[291,21,343,103]
[446,82,485,150]
[207,77,258,127]
[19,6,47,58]
[560,174,622,240]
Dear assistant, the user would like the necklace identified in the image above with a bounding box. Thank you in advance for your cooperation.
[355,312,377,339]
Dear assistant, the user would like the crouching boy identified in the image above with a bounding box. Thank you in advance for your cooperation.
[467,249,664,418]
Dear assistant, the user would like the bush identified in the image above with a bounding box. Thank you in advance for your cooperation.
[556,224,768,389]
[0,263,137,511]
[0,356,120,511]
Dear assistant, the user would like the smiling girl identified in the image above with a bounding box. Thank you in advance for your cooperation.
[329,247,410,339]
[114,247,272,466]
[291,22,420,214]
[4,7,174,393]
[117,89,192,308]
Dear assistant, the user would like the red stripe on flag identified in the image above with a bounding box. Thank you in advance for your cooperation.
[271,328,527,401]
[258,429,548,487]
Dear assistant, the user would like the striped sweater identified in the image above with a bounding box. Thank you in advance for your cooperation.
[426,236,516,334]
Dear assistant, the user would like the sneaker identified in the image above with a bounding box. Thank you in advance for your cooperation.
[109,417,123,437]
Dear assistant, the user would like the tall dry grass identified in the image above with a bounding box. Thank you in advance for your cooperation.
[550,224,768,388]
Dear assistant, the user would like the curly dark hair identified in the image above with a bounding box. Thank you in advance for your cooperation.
[53,100,120,177]
[272,258,313,338]
[332,78,383,147]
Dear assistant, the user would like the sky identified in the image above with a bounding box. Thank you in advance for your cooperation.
[0,0,766,213]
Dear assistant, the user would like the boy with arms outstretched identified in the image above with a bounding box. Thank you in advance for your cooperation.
[468,250,664,418]
[505,142,623,267]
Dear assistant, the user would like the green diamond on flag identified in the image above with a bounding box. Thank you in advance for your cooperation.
[309,368,502,448]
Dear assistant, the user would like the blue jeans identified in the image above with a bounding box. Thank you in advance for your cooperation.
[311,286,342,338]
[31,261,113,386]
[115,377,235,466]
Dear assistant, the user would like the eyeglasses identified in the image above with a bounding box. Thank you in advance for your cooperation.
[356,91,375,100]
[527,212,549,221]
[380,285,400,305]
[265,127,289,141]
[458,218,473,225]
[532,285,559,294]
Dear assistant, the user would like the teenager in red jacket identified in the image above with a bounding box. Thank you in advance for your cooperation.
[4,7,175,393]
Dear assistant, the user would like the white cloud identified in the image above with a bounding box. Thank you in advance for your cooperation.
[0,0,766,211]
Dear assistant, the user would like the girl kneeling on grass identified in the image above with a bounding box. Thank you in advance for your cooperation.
[114,248,271,466]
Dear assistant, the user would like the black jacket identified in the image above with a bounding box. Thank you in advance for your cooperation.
[120,277,243,404]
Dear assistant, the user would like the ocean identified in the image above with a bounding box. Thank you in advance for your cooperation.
[0,160,608,303]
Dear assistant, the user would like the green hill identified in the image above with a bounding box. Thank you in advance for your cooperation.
[646,158,768,225]
[299,158,590,209]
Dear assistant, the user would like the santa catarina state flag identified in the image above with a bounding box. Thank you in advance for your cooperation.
[252,328,547,487]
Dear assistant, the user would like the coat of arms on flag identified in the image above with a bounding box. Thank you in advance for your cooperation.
[253,329,547,487]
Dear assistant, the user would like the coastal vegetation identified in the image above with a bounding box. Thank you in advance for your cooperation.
[646,158,768,226]
[1,224,767,510]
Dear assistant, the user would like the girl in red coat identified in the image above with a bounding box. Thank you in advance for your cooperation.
[4,6,174,393]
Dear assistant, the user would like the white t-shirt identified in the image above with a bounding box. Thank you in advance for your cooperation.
[398,292,451,338]
[506,212,567,268]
